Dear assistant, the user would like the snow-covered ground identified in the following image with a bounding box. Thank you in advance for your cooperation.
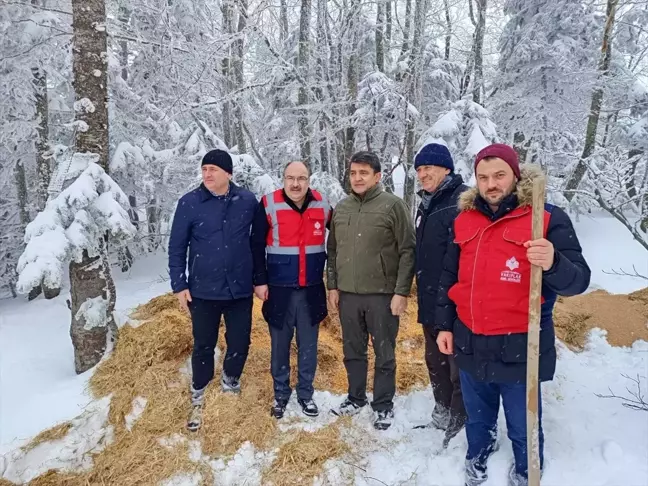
[1,213,647,485]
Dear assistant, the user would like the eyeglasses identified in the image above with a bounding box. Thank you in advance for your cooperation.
[284,176,309,183]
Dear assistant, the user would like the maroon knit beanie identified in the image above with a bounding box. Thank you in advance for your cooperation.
[475,143,521,179]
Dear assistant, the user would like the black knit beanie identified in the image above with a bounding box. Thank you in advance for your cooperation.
[201,149,233,174]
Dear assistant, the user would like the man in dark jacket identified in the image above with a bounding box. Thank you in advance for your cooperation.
[250,161,331,419]
[414,143,468,446]
[168,149,261,432]
[435,144,591,486]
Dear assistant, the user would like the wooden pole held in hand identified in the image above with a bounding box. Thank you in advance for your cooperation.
[526,175,545,486]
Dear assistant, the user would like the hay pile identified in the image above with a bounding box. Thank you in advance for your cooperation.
[19,292,429,485]
[554,288,648,348]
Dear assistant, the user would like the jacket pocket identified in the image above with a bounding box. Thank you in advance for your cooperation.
[453,227,480,246]
[379,253,387,277]
[502,228,529,245]
[268,254,292,265]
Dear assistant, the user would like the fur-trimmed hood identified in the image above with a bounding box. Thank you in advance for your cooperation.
[458,163,546,212]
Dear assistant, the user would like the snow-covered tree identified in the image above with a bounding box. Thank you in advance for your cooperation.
[416,99,499,184]
[490,0,600,169]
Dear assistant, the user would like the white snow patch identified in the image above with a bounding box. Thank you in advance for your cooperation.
[76,296,109,330]
[159,472,202,486]
[92,69,102,77]
[2,396,113,484]
[125,397,147,431]
[209,442,275,486]
[74,98,95,113]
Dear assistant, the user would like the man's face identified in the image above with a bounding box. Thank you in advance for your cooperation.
[416,165,450,193]
[283,162,309,203]
[476,157,516,207]
[350,162,381,195]
[201,164,231,192]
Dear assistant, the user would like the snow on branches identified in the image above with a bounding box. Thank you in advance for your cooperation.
[16,159,136,293]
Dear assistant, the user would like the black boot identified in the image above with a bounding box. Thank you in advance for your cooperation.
[271,399,288,419]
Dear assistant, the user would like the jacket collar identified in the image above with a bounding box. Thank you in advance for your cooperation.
[418,173,464,210]
[198,182,238,202]
[351,183,383,203]
[281,188,314,213]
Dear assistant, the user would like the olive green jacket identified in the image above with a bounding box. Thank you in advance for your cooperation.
[327,184,416,296]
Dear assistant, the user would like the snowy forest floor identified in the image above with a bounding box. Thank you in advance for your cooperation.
[1,211,648,486]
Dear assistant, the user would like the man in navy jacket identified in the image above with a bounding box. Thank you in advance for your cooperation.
[435,144,591,486]
[414,143,468,445]
[168,149,261,432]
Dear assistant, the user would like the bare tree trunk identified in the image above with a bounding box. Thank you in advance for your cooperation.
[298,0,312,162]
[397,0,413,81]
[344,19,360,191]
[472,0,486,105]
[403,0,427,209]
[316,0,330,171]
[460,0,477,97]
[376,1,385,72]
[118,5,130,81]
[280,0,289,41]
[564,0,619,202]
[32,67,50,211]
[443,0,451,60]
[385,0,392,64]
[70,0,116,374]
[221,1,234,148]
[233,1,248,154]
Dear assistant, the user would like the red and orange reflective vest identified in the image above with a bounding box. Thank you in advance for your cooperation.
[262,189,331,287]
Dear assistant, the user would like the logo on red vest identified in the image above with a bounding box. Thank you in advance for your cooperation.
[500,256,521,283]
[313,221,323,236]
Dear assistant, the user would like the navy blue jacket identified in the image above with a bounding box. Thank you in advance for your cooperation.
[415,174,467,328]
[168,183,260,300]
[250,190,329,329]
[436,190,591,384]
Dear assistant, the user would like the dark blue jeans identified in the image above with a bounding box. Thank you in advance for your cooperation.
[189,296,253,390]
[460,369,544,479]
[269,288,319,401]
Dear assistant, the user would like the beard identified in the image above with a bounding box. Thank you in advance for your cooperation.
[482,181,516,206]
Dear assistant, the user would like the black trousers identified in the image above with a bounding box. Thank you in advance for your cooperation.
[423,325,465,420]
[339,292,399,412]
[189,296,253,390]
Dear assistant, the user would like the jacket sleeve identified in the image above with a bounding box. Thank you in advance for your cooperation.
[326,209,338,290]
[542,206,591,296]
[250,200,268,286]
[435,223,460,332]
[167,196,192,294]
[391,199,416,296]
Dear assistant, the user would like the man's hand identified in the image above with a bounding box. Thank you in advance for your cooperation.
[176,289,192,313]
[524,238,555,271]
[254,284,269,301]
[328,289,339,310]
[391,294,408,316]
[437,331,454,355]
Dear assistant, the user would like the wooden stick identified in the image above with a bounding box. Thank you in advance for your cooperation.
[527,176,545,486]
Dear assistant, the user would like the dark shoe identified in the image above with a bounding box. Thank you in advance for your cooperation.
[221,373,241,394]
[331,398,365,417]
[373,409,394,430]
[442,414,466,448]
[465,458,488,486]
[187,405,203,432]
[190,385,206,407]
[507,465,528,486]
[298,398,319,417]
[271,399,288,419]
[430,403,450,430]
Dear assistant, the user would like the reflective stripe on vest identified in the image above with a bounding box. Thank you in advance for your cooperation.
[263,189,329,286]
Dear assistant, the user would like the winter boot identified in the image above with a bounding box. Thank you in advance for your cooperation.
[373,409,395,430]
[442,414,466,448]
[464,458,488,486]
[430,403,451,430]
[507,465,527,486]
[271,399,288,419]
[298,398,319,417]
[221,373,241,394]
[187,405,203,432]
[191,385,206,407]
[331,398,365,417]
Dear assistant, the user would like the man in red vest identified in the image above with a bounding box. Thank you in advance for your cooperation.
[251,161,331,419]
[435,144,591,486]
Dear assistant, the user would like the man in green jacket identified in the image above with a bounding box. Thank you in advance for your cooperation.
[328,151,416,430]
